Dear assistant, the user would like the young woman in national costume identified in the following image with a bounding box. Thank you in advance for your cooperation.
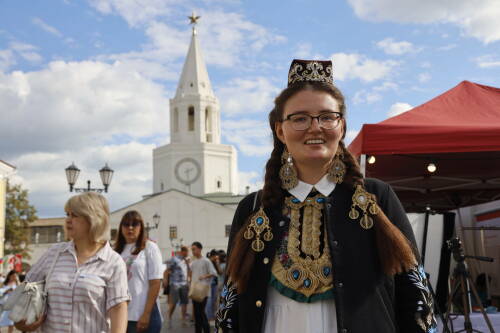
[215,59,438,333]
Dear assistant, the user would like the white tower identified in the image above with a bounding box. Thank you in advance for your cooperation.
[153,14,238,196]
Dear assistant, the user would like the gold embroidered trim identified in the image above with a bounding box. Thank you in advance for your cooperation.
[272,194,333,298]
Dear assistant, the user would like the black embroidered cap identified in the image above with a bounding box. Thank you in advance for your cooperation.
[287,59,333,86]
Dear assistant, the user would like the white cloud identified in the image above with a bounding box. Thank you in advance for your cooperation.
[373,81,398,91]
[222,119,272,157]
[10,142,154,217]
[293,42,324,60]
[376,38,419,55]
[0,60,170,157]
[353,90,382,104]
[387,102,413,117]
[418,72,431,83]
[347,0,500,44]
[332,52,399,82]
[99,10,285,79]
[0,49,15,71]
[352,81,397,104]
[0,42,42,71]
[32,17,63,38]
[238,171,263,194]
[475,55,500,68]
[88,0,175,27]
[9,42,43,63]
[217,77,280,115]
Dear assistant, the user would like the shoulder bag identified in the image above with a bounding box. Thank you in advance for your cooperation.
[4,248,61,325]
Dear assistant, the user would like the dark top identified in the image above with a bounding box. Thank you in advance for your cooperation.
[216,178,437,333]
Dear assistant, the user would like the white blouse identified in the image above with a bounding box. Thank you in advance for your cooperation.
[262,287,338,333]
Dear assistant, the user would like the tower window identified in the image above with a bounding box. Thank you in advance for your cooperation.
[225,225,231,237]
[160,182,164,191]
[173,108,179,132]
[188,106,195,131]
[205,107,212,142]
[217,180,222,189]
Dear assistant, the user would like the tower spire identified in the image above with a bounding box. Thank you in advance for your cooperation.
[175,13,214,98]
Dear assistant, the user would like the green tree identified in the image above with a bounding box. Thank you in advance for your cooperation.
[5,181,38,258]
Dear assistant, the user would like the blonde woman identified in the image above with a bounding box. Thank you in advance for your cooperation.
[15,192,130,333]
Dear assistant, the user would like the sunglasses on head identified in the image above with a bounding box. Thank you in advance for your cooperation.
[122,221,141,228]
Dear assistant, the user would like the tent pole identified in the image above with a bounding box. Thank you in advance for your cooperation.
[421,206,431,266]
[360,154,366,177]
[480,229,491,303]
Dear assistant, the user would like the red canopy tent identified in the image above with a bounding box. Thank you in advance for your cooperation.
[348,80,500,213]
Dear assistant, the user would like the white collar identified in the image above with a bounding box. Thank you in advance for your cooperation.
[288,174,336,202]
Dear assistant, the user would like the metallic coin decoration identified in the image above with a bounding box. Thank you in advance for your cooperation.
[252,239,265,252]
[360,214,374,230]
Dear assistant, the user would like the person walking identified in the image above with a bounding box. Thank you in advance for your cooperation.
[15,192,129,332]
[205,250,222,321]
[190,242,216,333]
[0,270,19,333]
[114,210,163,333]
[166,246,191,327]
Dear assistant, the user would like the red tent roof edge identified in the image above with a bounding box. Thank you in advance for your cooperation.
[348,80,500,156]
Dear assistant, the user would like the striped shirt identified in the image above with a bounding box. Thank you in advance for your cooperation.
[26,241,129,332]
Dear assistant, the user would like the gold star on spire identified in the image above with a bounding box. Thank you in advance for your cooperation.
[188,12,201,25]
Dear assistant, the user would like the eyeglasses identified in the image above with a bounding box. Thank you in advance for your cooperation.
[122,221,141,228]
[282,112,342,131]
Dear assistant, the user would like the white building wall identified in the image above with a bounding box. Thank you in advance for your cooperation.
[153,143,237,196]
[110,190,235,261]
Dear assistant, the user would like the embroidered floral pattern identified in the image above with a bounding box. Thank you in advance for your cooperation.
[277,231,292,268]
[216,281,238,330]
[408,265,438,332]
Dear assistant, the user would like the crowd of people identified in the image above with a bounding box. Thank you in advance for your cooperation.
[2,191,227,333]
[163,243,227,332]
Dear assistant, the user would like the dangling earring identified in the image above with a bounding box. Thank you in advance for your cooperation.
[279,147,298,190]
[327,147,346,184]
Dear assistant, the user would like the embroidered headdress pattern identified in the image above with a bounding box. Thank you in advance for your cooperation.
[288,59,333,86]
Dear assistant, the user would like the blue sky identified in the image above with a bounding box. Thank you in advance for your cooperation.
[2,0,500,217]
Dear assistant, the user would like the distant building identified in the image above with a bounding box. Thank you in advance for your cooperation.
[0,160,16,272]
[25,217,66,266]
[111,18,244,259]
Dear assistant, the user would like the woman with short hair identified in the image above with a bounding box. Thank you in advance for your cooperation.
[15,192,129,333]
[114,210,163,333]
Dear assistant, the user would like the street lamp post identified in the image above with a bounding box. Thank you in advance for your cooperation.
[145,213,161,233]
[65,162,114,193]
